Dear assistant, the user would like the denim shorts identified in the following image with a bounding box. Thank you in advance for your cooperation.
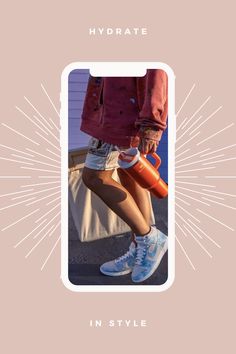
[84,137,124,170]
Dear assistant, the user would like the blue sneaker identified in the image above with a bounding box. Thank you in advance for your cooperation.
[100,242,136,276]
[131,227,168,283]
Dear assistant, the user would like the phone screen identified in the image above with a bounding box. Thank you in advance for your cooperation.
[60,62,175,292]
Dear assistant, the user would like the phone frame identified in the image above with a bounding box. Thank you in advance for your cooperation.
[60,62,176,292]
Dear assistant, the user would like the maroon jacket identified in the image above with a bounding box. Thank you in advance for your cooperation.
[80,69,168,147]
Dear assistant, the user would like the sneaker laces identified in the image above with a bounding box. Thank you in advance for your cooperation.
[135,238,148,265]
[115,246,135,264]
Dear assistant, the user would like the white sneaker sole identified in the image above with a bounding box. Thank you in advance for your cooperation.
[132,238,168,283]
[100,267,133,276]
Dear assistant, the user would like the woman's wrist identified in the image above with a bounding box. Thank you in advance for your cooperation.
[138,126,161,142]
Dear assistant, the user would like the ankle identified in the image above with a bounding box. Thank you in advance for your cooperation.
[138,226,152,237]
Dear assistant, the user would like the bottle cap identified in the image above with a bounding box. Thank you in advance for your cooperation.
[118,147,140,169]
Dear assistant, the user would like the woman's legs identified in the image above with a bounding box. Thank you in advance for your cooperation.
[117,168,152,242]
[82,167,150,236]
[117,168,152,223]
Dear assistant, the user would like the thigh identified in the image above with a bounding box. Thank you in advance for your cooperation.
[117,168,152,222]
[117,168,149,204]
[117,168,143,194]
[83,166,114,181]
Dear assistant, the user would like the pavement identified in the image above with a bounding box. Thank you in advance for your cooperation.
[68,196,168,286]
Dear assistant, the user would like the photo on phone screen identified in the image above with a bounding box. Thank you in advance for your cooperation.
[60,62,175,292]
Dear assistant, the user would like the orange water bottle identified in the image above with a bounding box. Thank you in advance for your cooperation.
[118,147,168,198]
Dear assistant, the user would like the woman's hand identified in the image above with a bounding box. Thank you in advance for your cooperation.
[137,127,160,154]
[139,137,159,154]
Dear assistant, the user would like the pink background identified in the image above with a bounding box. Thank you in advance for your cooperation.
[0,1,235,353]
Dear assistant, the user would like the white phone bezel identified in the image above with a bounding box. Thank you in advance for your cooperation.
[60,62,175,292]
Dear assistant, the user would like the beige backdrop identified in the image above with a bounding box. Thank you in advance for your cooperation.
[0,1,235,353]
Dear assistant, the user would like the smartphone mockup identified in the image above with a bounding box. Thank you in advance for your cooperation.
[60,62,175,292]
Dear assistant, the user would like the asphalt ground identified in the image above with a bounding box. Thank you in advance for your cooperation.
[68,196,168,286]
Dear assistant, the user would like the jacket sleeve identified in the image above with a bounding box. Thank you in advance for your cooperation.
[135,69,168,141]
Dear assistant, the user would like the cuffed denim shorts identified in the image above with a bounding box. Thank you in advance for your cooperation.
[84,137,123,170]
